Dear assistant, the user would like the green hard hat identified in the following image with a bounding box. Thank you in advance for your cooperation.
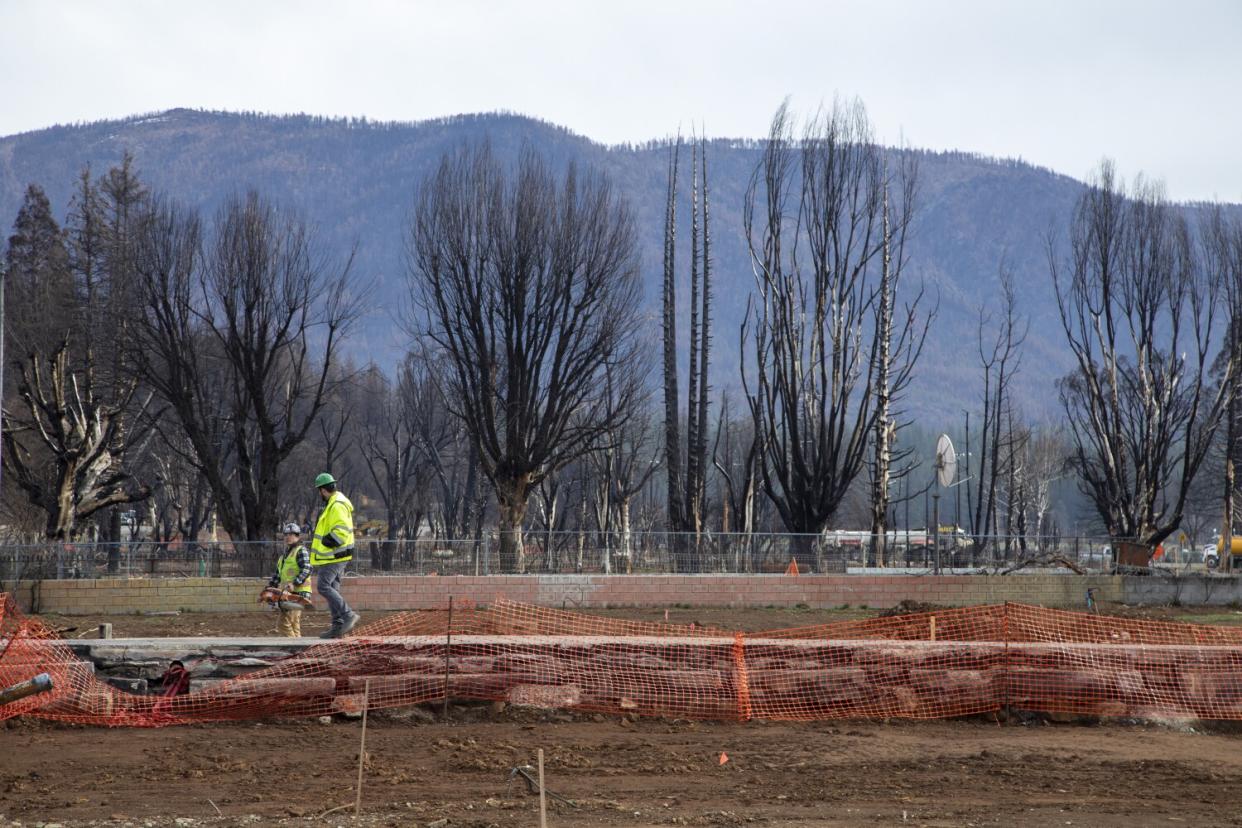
[314,472,336,488]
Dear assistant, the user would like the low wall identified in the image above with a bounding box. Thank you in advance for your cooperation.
[6,573,1142,615]
[1123,575,1242,606]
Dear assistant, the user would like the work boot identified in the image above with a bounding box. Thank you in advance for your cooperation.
[339,612,361,636]
[319,623,342,639]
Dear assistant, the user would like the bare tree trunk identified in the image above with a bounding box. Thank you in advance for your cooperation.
[971,269,1026,560]
[663,141,686,539]
[497,476,530,573]
[536,476,561,573]
[686,144,701,535]
[575,486,588,572]
[869,187,894,568]
[618,497,633,573]
[662,136,713,569]
[695,141,713,535]
[1226,391,1237,571]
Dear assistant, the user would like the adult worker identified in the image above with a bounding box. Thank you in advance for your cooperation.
[267,523,312,637]
[310,472,360,638]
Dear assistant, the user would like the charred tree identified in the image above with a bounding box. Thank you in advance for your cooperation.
[129,192,363,542]
[408,146,644,572]
[661,135,713,569]
[866,185,908,567]
[1052,161,1228,548]
[2,173,153,539]
[589,365,660,572]
[741,101,930,571]
[661,140,685,543]
[1206,208,1242,570]
[712,393,761,569]
[970,269,1027,561]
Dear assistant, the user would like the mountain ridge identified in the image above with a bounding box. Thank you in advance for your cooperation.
[0,107,1214,428]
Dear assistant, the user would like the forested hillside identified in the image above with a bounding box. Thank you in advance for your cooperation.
[0,108,1097,424]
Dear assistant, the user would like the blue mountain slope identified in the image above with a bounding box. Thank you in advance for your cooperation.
[0,109,1195,424]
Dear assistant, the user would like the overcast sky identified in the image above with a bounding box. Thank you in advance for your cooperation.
[2,0,1239,201]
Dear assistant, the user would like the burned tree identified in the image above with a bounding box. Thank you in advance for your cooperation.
[145,418,216,543]
[865,177,923,568]
[713,394,760,536]
[741,101,929,570]
[405,358,479,541]
[1052,161,1227,548]
[358,355,448,555]
[3,185,74,354]
[712,393,762,570]
[589,365,661,572]
[968,268,1027,561]
[1007,421,1069,551]
[3,340,152,539]
[2,174,153,539]
[129,192,363,542]
[662,136,713,556]
[1206,208,1242,570]
[408,146,644,571]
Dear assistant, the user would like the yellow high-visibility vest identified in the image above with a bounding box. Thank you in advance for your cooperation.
[276,545,312,595]
[310,492,355,565]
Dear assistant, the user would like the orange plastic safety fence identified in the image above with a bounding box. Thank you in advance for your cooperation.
[4,593,1242,727]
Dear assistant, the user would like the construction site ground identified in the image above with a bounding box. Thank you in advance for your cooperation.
[7,603,1242,826]
[4,709,1242,827]
[30,601,1242,638]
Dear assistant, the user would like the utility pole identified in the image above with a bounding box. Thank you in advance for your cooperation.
[955,457,961,532]
[958,412,968,566]
[963,410,972,532]
[904,474,910,564]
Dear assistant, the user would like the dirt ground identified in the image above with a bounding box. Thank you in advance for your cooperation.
[32,606,881,638]
[31,602,1242,639]
[3,710,1242,827]
[11,603,1242,826]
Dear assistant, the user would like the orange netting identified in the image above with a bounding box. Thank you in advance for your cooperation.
[3,593,1242,726]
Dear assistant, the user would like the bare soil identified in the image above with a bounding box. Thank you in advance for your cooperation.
[32,602,1242,639]
[33,606,879,639]
[3,710,1242,827]
[10,603,1242,825]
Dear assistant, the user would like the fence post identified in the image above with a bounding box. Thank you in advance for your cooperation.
[732,632,752,721]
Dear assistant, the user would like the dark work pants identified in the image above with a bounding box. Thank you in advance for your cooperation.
[315,561,353,625]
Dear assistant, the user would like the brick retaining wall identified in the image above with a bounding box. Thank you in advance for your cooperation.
[8,573,1139,615]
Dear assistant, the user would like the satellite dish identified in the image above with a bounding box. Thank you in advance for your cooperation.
[935,434,957,488]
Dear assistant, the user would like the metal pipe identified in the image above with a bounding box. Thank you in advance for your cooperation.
[0,673,53,706]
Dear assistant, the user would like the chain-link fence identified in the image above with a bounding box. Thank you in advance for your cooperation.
[0,540,271,582]
[0,530,1177,582]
